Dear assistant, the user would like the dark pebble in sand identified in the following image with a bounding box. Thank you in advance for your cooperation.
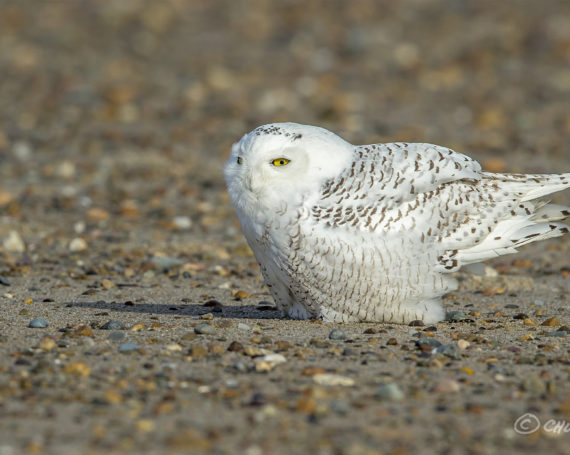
[0,276,10,286]
[227,341,244,352]
[29,318,48,328]
[100,320,124,330]
[416,338,442,349]
[203,299,223,312]
[409,320,425,327]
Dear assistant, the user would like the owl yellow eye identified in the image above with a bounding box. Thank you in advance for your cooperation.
[237,156,243,165]
[272,158,290,167]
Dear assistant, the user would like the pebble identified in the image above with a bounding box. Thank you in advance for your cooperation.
[194,323,216,335]
[533,300,545,306]
[328,328,347,340]
[203,299,223,313]
[100,320,124,330]
[313,373,355,387]
[150,256,185,271]
[545,330,567,337]
[416,338,442,349]
[3,231,25,253]
[233,361,248,372]
[541,317,560,327]
[375,383,404,400]
[29,317,48,328]
[0,276,10,286]
[457,339,470,350]
[107,331,125,341]
[433,379,461,393]
[434,344,461,360]
[329,400,350,415]
[408,320,424,327]
[118,342,140,353]
[522,376,546,395]
[254,353,286,372]
[445,311,467,322]
[172,216,192,230]
[237,323,251,331]
[69,237,88,252]
[38,336,57,351]
[227,341,245,352]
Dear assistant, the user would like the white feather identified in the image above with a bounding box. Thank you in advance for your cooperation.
[225,123,570,324]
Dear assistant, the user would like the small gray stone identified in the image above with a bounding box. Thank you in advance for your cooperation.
[375,383,404,401]
[194,323,216,335]
[445,311,467,322]
[0,276,10,286]
[100,320,124,330]
[434,343,460,359]
[118,342,140,353]
[150,256,185,271]
[328,328,347,340]
[29,318,48,328]
[107,331,125,341]
[533,300,545,306]
[416,338,442,349]
[329,400,350,415]
[233,361,248,372]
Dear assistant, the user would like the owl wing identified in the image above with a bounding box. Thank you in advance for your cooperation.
[309,142,570,270]
[311,142,482,231]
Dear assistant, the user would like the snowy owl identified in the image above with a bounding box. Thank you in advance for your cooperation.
[224,123,570,324]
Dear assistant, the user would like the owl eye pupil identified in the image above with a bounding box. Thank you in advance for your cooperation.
[272,158,290,166]
[237,157,243,165]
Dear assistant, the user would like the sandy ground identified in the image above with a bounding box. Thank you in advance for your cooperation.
[0,1,569,454]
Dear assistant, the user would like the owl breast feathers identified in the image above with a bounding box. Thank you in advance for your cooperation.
[224,122,570,324]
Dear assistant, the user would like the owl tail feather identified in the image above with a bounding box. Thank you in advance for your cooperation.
[439,173,570,271]
[456,218,569,265]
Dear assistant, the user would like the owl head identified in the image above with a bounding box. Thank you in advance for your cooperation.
[224,123,353,213]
